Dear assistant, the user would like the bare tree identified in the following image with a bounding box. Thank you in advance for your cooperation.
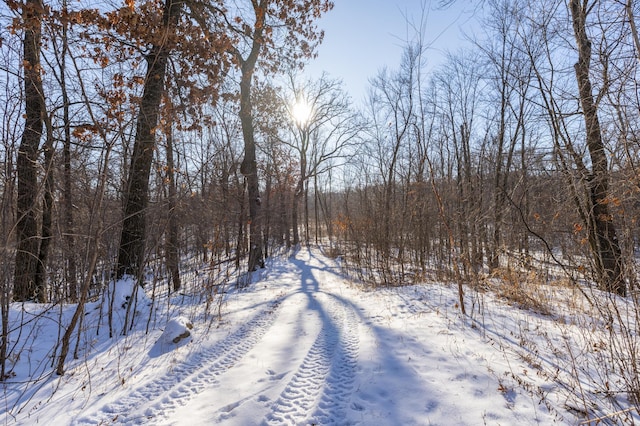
[367,45,421,279]
[234,8,267,271]
[54,0,78,301]
[569,0,625,295]
[211,0,333,271]
[477,0,524,270]
[280,72,361,246]
[163,122,181,292]
[431,50,485,278]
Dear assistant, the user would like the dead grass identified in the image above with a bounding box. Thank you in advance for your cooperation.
[480,267,561,316]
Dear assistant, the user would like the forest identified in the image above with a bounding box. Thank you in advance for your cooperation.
[2,0,640,423]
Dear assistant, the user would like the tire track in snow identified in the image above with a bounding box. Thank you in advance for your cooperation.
[309,295,359,425]
[73,299,282,425]
[263,293,359,425]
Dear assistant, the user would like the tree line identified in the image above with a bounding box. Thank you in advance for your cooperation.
[332,0,639,303]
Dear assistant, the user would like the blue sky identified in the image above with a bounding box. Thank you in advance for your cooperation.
[306,0,480,103]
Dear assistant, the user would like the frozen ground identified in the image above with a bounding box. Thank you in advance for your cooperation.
[1,247,630,425]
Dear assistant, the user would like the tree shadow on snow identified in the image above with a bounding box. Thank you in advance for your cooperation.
[283,248,436,425]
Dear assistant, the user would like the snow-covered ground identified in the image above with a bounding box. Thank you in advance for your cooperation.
[2,247,636,425]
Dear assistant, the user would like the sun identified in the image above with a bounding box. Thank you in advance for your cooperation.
[291,97,313,126]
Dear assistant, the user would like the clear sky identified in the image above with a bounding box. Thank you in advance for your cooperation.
[305,0,481,103]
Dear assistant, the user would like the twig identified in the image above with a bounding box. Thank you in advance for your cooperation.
[579,406,638,425]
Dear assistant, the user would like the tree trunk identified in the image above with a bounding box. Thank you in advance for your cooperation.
[61,4,77,301]
[284,191,291,248]
[116,0,182,279]
[570,0,625,295]
[237,13,267,271]
[14,0,46,302]
[292,191,301,246]
[239,72,264,270]
[314,173,320,244]
[263,163,272,259]
[34,115,54,300]
[627,0,640,63]
[304,180,310,244]
[165,128,181,292]
[235,177,246,270]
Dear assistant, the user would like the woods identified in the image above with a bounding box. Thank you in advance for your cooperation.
[1,0,640,412]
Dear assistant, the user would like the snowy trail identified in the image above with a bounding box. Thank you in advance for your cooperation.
[8,247,566,425]
[264,292,359,425]
[162,250,364,426]
[71,249,367,426]
[73,298,283,425]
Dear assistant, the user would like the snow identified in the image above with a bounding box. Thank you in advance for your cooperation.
[150,316,194,357]
[1,247,634,425]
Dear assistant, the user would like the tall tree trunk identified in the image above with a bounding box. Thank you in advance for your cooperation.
[221,163,231,257]
[14,0,45,302]
[314,173,320,244]
[489,92,507,271]
[237,11,267,271]
[61,2,77,301]
[284,191,291,248]
[627,0,640,63]
[34,115,53,299]
[239,69,264,270]
[384,135,401,260]
[458,122,473,274]
[263,162,272,259]
[292,191,301,246]
[304,180,310,244]
[116,0,182,279]
[165,127,181,292]
[570,0,625,295]
[235,176,246,270]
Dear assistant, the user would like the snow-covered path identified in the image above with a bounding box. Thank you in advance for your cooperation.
[74,251,367,425]
[6,248,564,425]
